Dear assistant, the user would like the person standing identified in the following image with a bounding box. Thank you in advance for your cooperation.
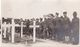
[59,16,65,41]
[47,14,55,39]
[71,11,79,45]
[55,12,61,41]
[63,11,71,43]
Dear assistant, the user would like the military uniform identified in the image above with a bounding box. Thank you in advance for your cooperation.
[42,19,49,39]
[25,20,30,36]
[72,17,79,44]
[29,20,33,36]
[63,16,71,42]
[55,17,61,41]
[63,17,70,35]
[57,16,65,41]
[36,20,40,38]
[47,18,56,39]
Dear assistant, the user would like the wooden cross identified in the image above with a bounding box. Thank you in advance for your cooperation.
[2,19,15,43]
[15,22,26,38]
[29,20,39,42]
[20,22,26,38]
[11,19,15,43]
[1,19,26,43]
[3,22,8,38]
[2,20,14,43]
[11,19,26,43]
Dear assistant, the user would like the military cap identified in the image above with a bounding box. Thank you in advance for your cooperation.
[73,11,77,16]
[56,12,59,15]
[49,13,54,17]
[63,11,67,14]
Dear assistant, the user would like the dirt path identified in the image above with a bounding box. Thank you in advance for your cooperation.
[1,39,80,47]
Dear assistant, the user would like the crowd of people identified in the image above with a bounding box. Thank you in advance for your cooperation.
[1,11,79,45]
[35,11,79,45]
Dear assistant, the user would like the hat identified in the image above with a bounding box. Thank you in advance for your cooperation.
[73,11,77,16]
[73,11,77,15]
[48,13,54,17]
[63,11,67,14]
[56,12,59,15]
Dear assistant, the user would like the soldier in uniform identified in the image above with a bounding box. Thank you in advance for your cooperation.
[54,12,60,41]
[71,11,79,44]
[59,16,65,41]
[25,19,30,36]
[47,14,56,39]
[28,19,33,37]
[42,17,49,39]
[63,11,71,43]
[36,18,40,38]
[38,18,43,39]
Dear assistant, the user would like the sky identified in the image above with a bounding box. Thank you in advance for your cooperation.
[1,0,80,20]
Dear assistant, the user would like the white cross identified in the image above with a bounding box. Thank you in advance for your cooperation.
[29,20,39,42]
[2,22,12,38]
[1,21,14,43]
[20,22,26,38]
[15,22,26,38]
[3,22,7,38]
[11,19,15,43]
[2,22,13,41]
[8,23,11,41]
[11,19,26,43]
[1,19,26,43]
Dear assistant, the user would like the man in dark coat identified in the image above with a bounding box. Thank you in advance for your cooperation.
[71,11,79,45]
[42,17,49,39]
[38,18,43,39]
[55,12,61,41]
[25,19,30,36]
[36,18,40,38]
[57,16,65,41]
[47,14,56,39]
[63,11,71,43]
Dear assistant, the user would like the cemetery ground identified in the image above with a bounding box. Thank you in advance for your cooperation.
[1,33,80,47]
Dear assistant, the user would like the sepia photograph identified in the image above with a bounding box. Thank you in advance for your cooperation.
[0,0,80,47]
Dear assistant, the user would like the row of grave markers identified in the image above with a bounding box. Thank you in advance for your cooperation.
[0,17,80,46]
[0,18,40,46]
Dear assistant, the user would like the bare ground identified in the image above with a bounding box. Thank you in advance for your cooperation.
[1,39,80,47]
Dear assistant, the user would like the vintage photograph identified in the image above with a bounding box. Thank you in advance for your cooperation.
[0,0,80,47]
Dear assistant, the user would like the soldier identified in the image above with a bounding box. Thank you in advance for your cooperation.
[59,16,65,41]
[25,19,30,36]
[36,18,40,38]
[63,11,71,43]
[39,18,44,39]
[42,17,49,39]
[47,14,56,39]
[71,11,79,45]
[55,12,61,41]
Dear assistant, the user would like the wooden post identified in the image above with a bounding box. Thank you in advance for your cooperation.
[29,21,39,42]
[12,19,15,43]
[3,22,7,38]
[8,23,11,41]
[21,22,23,38]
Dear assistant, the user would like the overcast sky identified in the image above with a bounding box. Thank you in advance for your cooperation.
[1,0,80,20]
